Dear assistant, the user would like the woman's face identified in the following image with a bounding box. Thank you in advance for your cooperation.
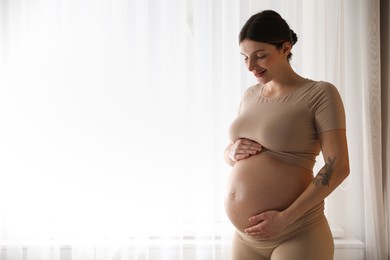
[239,39,289,84]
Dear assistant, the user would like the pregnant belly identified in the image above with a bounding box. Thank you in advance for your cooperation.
[224,153,313,232]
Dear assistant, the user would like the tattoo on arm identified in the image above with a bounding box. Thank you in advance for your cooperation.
[313,156,337,186]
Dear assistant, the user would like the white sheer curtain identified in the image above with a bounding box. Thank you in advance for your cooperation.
[0,0,388,259]
[0,0,238,259]
[359,1,388,259]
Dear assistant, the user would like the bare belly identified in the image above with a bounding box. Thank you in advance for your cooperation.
[224,153,313,232]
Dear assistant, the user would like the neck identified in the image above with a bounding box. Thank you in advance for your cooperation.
[263,69,307,98]
[268,69,305,88]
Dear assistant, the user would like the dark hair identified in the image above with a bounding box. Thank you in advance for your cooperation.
[239,10,298,61]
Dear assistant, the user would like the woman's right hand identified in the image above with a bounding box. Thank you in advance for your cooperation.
[227,138,263,162]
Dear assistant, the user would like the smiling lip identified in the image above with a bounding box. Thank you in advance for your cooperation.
[254,70,266,78]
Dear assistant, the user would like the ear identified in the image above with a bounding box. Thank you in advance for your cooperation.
[282,42,292,55]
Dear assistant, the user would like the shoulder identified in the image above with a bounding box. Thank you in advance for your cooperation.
[309,80,338,92]
[307,80,346,128]
[310,81,340,94]
[243,84,262,97]
[308,81,342,103]
[241,84,262,103]
[237,84,262,114]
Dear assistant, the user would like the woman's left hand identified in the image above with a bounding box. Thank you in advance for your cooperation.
[244,210,291,239]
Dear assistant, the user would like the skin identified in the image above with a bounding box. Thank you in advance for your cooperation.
[224,39,350,239]
[224,151,314,234]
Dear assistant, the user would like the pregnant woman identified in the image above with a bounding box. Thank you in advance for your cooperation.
[224,10,350,260]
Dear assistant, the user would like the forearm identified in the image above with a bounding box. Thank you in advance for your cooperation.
[283,155,350,224]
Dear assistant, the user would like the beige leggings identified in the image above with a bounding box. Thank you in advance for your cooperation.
[231,202,334,260]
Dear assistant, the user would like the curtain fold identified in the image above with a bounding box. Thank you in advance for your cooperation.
[381,0,390,258]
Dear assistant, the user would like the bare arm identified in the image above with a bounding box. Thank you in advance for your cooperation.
[283,129,350,223]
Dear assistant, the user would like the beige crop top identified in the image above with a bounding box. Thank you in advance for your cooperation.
[228,80,346,171]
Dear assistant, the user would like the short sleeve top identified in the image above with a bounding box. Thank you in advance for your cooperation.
[228,80,346,171]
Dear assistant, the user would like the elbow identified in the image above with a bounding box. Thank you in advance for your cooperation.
[339,163,350,182]
[225,158,235,167]
[224,145,236,167]
[224,153,235,167]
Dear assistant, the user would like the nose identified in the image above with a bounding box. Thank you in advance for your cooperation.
[247,58,256,72]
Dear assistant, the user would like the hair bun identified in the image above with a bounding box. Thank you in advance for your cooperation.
[290,29,298,45]
[239,10,298,61]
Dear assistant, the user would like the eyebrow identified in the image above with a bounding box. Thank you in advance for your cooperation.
[240,49,267,56]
